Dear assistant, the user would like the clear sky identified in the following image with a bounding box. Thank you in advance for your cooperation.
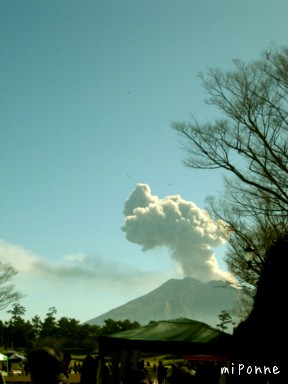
[0,0,287,324]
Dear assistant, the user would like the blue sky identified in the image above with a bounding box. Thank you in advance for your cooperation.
[0,0,287,323]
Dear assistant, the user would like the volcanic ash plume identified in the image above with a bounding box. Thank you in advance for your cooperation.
[122,183,234,283]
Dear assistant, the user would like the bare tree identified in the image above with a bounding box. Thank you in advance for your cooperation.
[172,45,288,291]
[0,262,23,310]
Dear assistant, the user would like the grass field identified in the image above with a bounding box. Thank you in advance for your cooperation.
[5,373,81,383]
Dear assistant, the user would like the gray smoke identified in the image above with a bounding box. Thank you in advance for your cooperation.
[122,183,234,282]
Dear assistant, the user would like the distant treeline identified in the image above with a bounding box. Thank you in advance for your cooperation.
[0,304,140,352]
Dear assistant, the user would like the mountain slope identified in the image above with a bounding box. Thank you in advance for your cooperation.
[85,278,241,329]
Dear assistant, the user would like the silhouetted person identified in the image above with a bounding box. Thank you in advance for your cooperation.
[80,355,98,384]
[27,346,68,384]
[62,352,71,380]
[73,362,78,374]
[157,361,167,384]
[0,371,5,384]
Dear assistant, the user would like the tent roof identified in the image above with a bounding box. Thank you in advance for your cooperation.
[8,353,27,361]
[99,318,232,356]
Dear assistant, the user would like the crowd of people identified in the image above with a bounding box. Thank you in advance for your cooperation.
[23,346,227,384]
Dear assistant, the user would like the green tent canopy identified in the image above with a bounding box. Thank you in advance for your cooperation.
[99,318,232,357]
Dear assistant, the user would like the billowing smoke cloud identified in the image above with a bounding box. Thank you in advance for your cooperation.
[122,183,235,283]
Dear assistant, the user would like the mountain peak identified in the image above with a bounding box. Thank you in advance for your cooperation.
[85,278,240,329]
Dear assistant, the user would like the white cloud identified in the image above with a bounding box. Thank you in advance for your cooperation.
[0,238,167,295]
[63,252,87,263]
[0,238,172,322]
[0,239,39,273]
